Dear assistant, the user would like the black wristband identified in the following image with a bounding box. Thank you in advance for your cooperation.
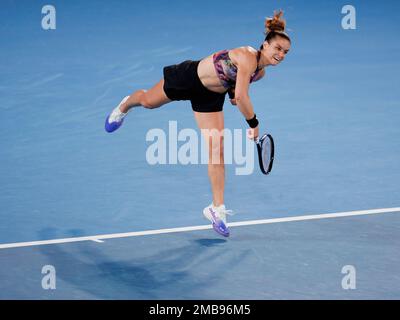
[246,114,259,128]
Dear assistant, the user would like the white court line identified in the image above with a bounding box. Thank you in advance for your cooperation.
[0,207,399,250]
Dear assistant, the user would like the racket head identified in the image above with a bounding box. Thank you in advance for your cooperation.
[256,133,275,175]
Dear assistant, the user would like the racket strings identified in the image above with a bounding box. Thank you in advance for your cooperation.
[261,139,272,168]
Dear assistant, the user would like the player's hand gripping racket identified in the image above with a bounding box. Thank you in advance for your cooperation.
[255,133,275,175]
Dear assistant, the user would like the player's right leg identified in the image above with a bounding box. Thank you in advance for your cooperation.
[121,79,172,112]
[105,79,172,133]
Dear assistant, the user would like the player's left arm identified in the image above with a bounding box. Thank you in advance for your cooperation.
[231,50,256,119]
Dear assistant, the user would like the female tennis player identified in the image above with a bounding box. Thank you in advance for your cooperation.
[105,10,291,237]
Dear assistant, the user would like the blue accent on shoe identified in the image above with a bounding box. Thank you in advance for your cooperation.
[209,208,230,237]
[212,222,230,237]
[105,115,124,133]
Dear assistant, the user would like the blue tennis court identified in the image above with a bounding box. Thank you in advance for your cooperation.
[1,0,399,299]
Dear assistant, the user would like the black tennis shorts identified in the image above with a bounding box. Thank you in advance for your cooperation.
[163,60,226,113]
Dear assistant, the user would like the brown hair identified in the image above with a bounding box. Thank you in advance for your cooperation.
[263,10,291,44]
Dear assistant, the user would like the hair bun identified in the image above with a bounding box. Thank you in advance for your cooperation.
[264,10,286,34]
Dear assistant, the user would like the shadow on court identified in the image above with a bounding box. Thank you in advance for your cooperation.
[36,228,236,299]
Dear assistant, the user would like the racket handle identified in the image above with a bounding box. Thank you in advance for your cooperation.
[255,133,268,145]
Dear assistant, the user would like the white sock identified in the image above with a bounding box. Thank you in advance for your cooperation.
[212,203,225,210]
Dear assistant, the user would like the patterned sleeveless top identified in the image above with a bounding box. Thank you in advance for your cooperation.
[213,49,263,89]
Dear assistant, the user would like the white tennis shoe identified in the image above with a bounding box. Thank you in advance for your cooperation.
[105,96,130,132]
[203,203,233,237]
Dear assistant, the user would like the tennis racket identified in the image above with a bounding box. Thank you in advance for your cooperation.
[255,133,275,175]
